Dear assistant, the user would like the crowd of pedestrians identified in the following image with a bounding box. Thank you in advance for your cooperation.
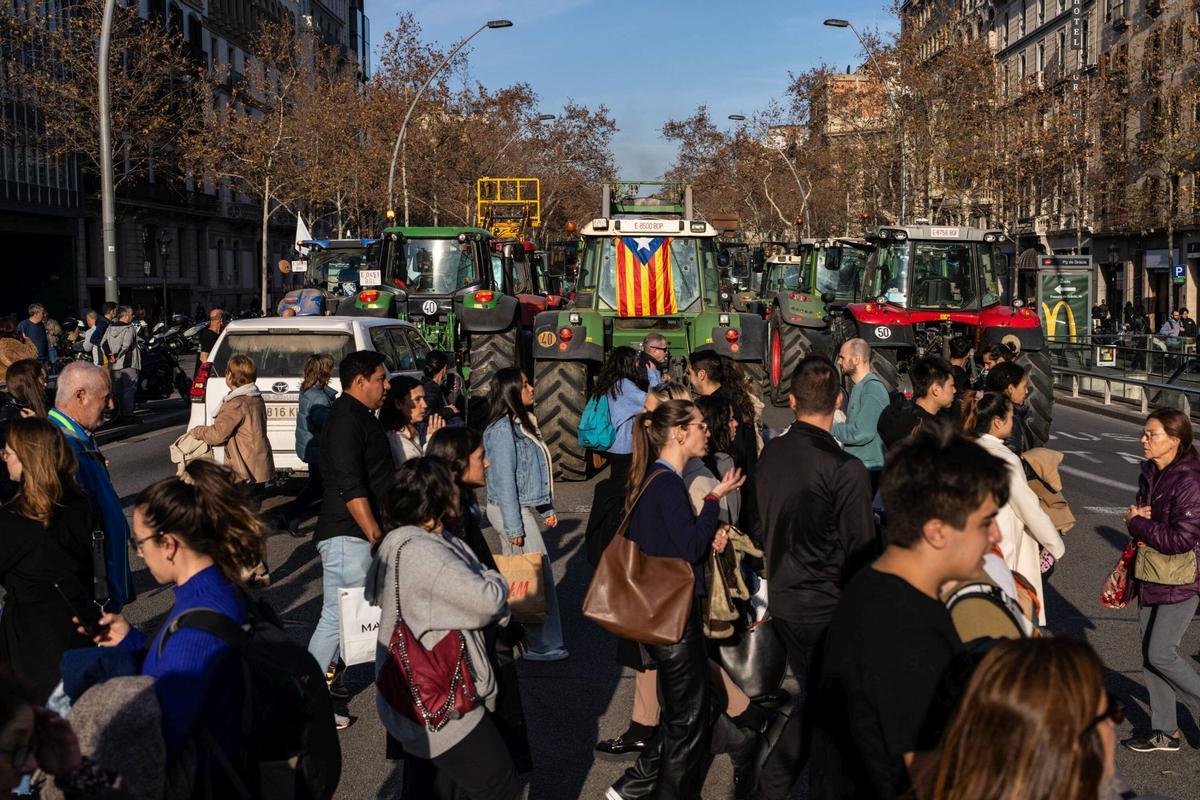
[0,315,1196,800]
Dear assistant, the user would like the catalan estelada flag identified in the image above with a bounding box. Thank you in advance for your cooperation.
[615,236,677,317]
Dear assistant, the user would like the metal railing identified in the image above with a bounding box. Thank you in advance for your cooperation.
[1046,337,1200,418]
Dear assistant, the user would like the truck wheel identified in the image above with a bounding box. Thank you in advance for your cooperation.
[535,360,588,481]
[1019,349,1055,447]
[768,313,811,406]
[468,325,518,393]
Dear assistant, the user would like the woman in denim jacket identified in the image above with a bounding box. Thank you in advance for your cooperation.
[483,367,567,661]
[284,353,335,535]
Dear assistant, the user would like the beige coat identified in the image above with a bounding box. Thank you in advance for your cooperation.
[1022,447,1077,534]
[979,433,1065,625]
[192,393,275,484]
[0,336,38,383]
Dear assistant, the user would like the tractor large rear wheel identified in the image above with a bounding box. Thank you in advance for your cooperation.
[1019,349,1055,447]
[768,314,812,406]
[870,349,902,395]
[535,360,589,481]
[468,325,518,394]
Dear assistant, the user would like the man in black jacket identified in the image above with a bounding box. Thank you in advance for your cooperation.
[307,350,392,726]
[755,354,877,800]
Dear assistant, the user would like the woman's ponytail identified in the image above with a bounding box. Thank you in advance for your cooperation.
[137,460,267,584]
[623,399,696,514]
[959,391,1012,439]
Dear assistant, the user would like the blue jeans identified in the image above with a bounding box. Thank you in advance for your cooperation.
[308,535,374,671]
[486,504,566,656]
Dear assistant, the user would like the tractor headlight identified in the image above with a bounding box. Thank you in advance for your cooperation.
[569,312,582,325]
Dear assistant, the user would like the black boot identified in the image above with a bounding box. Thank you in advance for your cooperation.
[730,735,763,800]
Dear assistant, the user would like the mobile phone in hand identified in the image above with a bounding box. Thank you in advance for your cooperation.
[53,582,102,639]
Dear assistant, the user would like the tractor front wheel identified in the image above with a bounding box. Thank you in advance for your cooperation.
[468,325,518,393]
[535,360,589,481]
[1019,349,1055,447]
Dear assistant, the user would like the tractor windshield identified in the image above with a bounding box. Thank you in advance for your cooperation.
[868,242,911,305]
[816,247,865,299]
[868,240,1005,309]
[764,261,805,292]
[581,236,712,314]
[305,249,373,294]
[385,238,479,294]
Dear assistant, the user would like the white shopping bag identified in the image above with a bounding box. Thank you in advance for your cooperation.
[338,587,382,666]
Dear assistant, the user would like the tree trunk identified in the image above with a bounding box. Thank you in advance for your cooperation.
[261,175,271,316]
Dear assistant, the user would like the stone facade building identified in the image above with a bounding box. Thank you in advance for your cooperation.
[0,0,369,320]
[901,0,1200,326]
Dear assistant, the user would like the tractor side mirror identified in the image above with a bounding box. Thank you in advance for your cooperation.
[996,254,1011,278]
[825,249,842,271]
[731,261,749,279]
[717,250,731,268]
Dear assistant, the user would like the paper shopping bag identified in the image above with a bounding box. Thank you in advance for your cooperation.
[493,552,549,624]
[338,587,382,666]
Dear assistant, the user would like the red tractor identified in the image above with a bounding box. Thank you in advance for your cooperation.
[489,239,566,368]
[828,224,1053,446]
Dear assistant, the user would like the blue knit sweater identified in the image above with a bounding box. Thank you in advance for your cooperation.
[120,565,246,762]
[627,462,721,595]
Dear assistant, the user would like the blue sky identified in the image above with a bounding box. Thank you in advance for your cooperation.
[374,0,899,177]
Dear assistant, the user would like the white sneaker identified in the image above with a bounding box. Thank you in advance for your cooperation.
[605,788,624,800]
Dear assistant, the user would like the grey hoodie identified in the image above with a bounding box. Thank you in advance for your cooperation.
[366,524,510,758]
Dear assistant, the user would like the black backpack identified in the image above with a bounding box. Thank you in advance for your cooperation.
[159,598,342,800]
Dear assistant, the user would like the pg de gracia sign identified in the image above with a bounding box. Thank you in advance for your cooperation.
[1039,268,1091,342]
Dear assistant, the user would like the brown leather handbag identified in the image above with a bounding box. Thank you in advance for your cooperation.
[582,469,696,645]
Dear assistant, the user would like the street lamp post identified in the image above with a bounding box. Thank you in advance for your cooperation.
[386,19,512,226]
[823,18,907,224]
[98,0,118,302]
[484,113,556,174]
[728,114,812,234]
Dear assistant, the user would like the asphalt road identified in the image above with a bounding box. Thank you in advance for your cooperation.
[105,396,1198,799]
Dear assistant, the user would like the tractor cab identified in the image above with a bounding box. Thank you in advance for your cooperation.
[858,225,1008,312]
[277,239,376,316]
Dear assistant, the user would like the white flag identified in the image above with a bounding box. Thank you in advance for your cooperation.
[295,214,312,257]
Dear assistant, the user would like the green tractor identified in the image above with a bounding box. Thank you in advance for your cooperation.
[531,181,767,480]
[353,226,521,391]
[760,238,870,404]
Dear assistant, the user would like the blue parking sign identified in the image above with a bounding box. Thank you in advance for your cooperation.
[1173,264,1186,281]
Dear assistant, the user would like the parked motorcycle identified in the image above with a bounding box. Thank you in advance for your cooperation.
[136,338,193,401]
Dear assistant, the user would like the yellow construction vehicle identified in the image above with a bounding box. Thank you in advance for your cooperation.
[476,177,541,240]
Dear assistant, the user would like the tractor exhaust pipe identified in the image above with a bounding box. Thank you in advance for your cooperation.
[684,186,693,220]
[601,184,611,218]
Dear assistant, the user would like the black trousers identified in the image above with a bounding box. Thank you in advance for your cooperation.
[612,611,710,800]
[284,463,323,527]
[399,713,519,800]
[757,617,828,800]
[585,452,633,566]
